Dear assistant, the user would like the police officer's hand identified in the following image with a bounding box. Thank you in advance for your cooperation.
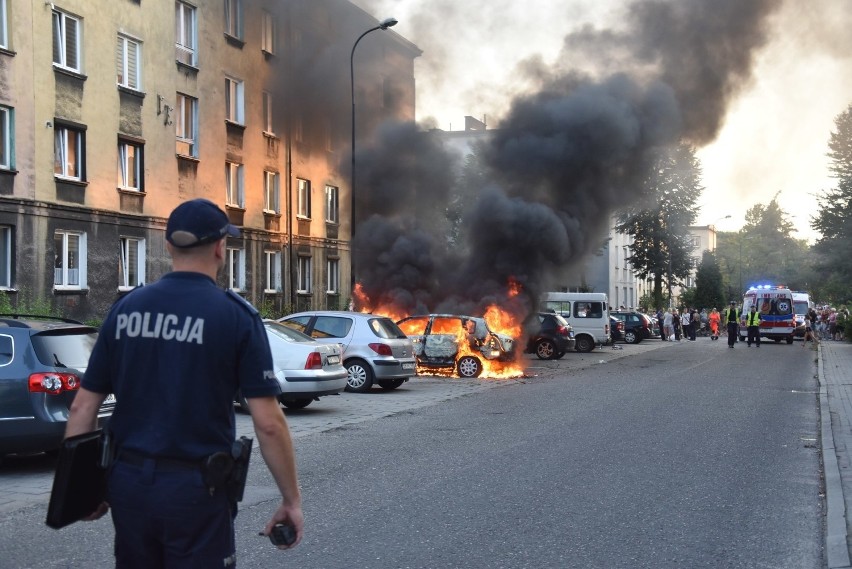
[263,502,304,550]
[82,501,110,521]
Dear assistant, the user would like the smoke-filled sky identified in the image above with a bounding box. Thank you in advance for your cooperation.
[354,0,852,243]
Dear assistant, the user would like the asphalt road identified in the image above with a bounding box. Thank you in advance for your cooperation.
[0,338,822,568]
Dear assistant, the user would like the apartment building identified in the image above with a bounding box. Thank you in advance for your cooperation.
[0,0,419,321]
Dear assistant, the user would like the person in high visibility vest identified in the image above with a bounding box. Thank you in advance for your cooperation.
[724,301,739,348]
[746,305,762,347]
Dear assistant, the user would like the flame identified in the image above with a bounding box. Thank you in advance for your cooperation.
[352,280,528,379]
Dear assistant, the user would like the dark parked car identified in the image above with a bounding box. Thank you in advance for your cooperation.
[610,311,654,344]
[0,315,114,459]
[609,315,625,342]
[525,312,575,360]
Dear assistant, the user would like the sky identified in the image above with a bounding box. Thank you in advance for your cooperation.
[354,0,852,243]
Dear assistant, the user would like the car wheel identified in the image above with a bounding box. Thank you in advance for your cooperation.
[575,335,595,353]
[280,398,313,409]
[345,359,374,393]
[535,339,557,360]
[774,338,782,343]
[625,330,638,344]
[378,379,405,390]
[555,351,566,360]
[457,356,482,378]
[786,336,794,344]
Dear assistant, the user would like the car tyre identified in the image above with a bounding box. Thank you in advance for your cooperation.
[575,335,595,353]
[279,397,313,409]
[535,339,558,360]
[378,379,405,390]
[625,330,638,344]
[457,356,482,378]
[345,359,374,393]
[786,336,794,344]
[555,351,566,360]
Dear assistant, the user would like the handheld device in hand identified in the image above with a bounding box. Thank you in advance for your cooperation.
[266,523,297,546]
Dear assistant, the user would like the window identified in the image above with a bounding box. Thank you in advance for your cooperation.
[175,93,197,156]
[224,0,242,39]
[297,256,311,293]
[262,91,274,134]
[52,9,81,73]
[175,1,197,66]
[297,178,311,218]
[325,185,339,224]
[54,124,84,180]
[116,35,141,90]
[261,11,275,54]
[225,77,245,124]
[264,171,279,213]
[0,226,11,288]
[0,0,8,50]
[265,250,282,293]
[119,237,145,289]
[226,247,245,291]
[0,106,11,170]
[54,231,86,289]
[225,162,244,207]
[117,139,143,191]
[327,259,339,294]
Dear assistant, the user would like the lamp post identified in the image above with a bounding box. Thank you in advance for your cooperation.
[350,17,397,293]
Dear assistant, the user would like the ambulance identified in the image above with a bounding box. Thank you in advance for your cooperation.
[739,285,796,344]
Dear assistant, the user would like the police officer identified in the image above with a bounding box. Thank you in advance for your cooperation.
[66,199,303,568]
[746,304,762,347]
[724,301,739,348]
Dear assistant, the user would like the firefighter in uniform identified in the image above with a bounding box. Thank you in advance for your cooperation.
[725,301,740,348]
[746,305,762,347]
[66,199,303,568]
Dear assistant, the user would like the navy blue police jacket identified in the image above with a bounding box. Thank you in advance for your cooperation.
[83,272,280,460]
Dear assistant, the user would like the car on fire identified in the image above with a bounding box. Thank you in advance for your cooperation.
[278,311,416,393]
[0,315,113,460]
[396,314,516,378]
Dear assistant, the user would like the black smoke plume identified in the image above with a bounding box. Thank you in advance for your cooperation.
[353,0,782,320]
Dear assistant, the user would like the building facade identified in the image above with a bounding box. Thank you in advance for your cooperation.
[0,0,419,321]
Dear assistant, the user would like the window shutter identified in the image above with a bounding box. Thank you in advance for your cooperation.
[65,17,78,70]
[127,41,138,89]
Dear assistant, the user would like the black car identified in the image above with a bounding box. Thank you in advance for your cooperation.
[609,315,625,342]
[525,312,576,360]
[610,311,654,344]
[0,315,114,458]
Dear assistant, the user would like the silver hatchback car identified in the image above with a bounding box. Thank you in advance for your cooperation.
[278,311,416,393]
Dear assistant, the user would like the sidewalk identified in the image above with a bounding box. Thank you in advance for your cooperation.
[819,339,852,569]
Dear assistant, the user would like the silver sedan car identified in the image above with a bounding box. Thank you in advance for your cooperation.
[278,311,417,393]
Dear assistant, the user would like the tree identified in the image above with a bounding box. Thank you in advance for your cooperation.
[812,103,852,303]
[616,142,704,308]
[693,250,726,310]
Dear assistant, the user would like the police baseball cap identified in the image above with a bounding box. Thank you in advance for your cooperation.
[166,199,240,248]
[730,301,736,305]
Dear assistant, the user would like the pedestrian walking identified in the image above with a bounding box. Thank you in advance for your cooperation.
[663,309,674,341]
[673,309,682,341]
[803,312,818,349]
[709,307,721,340]
[725,301,739,348]
[681,309,692,341]
[65,199,304,568]
[745,304,761,347]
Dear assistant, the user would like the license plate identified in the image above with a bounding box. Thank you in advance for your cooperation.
[327,355,340,364]
[104,393,116,404]
[402,362,415,370]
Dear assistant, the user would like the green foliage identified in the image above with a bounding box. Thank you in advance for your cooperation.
[0,289,61,318]
[679,287,697,309]
[693,251,726,310]
[616,142,704,307]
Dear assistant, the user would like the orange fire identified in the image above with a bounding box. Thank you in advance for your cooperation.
[352,280,528,379]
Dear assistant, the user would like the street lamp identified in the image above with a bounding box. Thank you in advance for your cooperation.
[350,17,398,292]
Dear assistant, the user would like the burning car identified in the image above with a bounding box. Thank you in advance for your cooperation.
[396,314,516,378]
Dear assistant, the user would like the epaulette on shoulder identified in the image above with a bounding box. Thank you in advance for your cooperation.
[225,290,259,315]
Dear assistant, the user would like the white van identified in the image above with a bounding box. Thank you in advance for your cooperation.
[540,292,610,352]
[792,291,814,338]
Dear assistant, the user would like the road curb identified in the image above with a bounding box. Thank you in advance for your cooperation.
[820,342,852,569]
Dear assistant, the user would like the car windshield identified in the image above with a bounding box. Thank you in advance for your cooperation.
[369,318,407,339]
[794,301,809,315]
[265,321,313,342]
[31,329,98,369]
